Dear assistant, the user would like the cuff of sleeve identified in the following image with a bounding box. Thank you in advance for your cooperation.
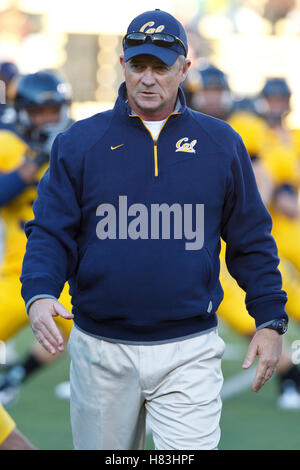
[248,299,288,330]
[256,319,280,331]
[21,276,62,313]
[26,294,58,315]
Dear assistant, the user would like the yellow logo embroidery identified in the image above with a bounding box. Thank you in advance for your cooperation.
[140,22,165,34]
[111,144,124,150]
[175,138,197,154]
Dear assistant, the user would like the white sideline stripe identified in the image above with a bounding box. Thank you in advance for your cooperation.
[221,368,256,400]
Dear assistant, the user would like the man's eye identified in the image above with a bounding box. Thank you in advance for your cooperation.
[132,64,144,70]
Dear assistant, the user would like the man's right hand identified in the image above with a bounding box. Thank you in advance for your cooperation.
[28,298,74,355]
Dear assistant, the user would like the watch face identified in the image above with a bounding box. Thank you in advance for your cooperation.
[281,319,288,333]
[278,319,288,334]
[266,319,288,334]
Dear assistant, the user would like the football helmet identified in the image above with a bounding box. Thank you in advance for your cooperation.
[14,70,71,112]
[197,63,230,91]
[262,78,291,99]
[184,62,232,119]
[259,77,291,125]
[12,70,72,152]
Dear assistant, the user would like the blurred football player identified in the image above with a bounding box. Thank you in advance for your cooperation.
[259,78,291,127]
[0,70,74,406]
[233,77,300,407]
[255,78,300,266]
[184,64,300,408]
[0,403,35,449]
[185,61,233,120]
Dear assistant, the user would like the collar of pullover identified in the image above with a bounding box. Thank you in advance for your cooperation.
[114,81,187,118]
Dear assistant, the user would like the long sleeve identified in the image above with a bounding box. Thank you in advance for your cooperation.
[20,134,81,307]
[221,135,288,328]
[0,170,26,206]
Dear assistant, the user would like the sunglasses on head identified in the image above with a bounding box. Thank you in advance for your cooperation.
[122,32,187,57]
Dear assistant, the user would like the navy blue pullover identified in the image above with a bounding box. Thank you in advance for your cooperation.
[20,83,288,342]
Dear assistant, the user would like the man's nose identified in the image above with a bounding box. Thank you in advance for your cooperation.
[141,67,156,86]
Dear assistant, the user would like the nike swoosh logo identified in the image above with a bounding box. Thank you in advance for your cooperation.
[111,144,124,150]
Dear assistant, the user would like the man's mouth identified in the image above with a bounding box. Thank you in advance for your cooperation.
[139,91,158,96]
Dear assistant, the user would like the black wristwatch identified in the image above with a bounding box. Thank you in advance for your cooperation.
[264,318,288,335]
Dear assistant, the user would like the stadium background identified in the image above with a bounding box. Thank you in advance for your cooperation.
[1,0,300,450]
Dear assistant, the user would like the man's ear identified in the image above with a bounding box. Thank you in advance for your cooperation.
[120,55,125,73]
[180,59,192,83]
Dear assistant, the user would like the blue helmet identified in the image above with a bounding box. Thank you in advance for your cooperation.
[12,70,73,148]
[198,64,229,91]
[259,78,291,126]
[184,62,230,95]
[184,62,232,119]
[0,61,19,84]
[261,78,291,99]
[14,70,71,111]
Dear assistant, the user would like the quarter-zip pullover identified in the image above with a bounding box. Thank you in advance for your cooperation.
[21,82,288,343]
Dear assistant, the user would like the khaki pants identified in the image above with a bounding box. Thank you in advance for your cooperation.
[68,326,225,450]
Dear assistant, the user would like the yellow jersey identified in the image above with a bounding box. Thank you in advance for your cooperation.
[228,111,268,159]
[229,111,300,189]
[260,127,300,188]
[0,128,47,276]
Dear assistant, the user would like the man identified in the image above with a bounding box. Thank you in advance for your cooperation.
[0,404,35,450]
[0,70,73,405]
[21,10,288,450]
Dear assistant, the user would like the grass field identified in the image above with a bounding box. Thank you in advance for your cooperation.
[2,320,300,450]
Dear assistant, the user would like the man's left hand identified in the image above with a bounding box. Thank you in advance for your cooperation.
[242,328,282,392]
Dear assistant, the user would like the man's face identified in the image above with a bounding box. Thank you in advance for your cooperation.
[120,54,190,119]
[27,104,62,128]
